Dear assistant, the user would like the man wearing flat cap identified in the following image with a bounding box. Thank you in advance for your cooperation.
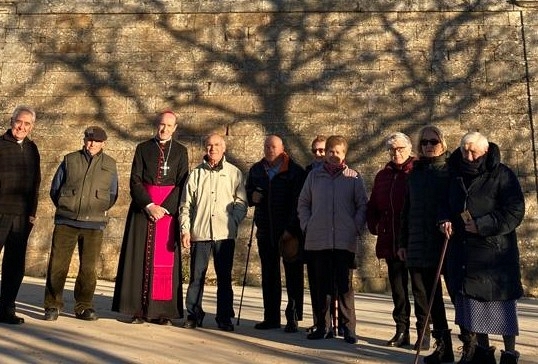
[43,126,118,322]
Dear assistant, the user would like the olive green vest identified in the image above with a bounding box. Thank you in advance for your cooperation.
[55,151,117,223]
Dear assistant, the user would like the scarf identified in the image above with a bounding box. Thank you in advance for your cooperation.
[323,161,346,176]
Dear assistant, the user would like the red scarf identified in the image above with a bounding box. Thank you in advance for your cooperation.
[323,161,346,176]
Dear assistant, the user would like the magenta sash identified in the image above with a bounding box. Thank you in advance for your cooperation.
[145,184,175,301]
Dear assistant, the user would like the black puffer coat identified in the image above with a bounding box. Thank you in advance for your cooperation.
[443,143,525,302]
[399,153,449,268]
[246,154,306,245]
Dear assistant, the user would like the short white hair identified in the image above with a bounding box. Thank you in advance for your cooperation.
[386,132,412,150]
[460,132,489,152]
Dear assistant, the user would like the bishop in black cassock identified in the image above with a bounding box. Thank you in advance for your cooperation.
[112,111,188,324]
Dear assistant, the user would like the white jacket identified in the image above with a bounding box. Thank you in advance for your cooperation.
[179,156,247,242]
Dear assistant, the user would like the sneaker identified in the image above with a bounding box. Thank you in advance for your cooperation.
[75,308,98,321]
[44,308,59,321]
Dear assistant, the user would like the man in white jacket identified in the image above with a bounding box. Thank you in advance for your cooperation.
[180,133,247,331]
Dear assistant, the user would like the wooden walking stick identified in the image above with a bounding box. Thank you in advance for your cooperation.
[413,232,450,364]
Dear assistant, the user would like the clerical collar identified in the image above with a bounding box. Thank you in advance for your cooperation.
[155,137,171,144]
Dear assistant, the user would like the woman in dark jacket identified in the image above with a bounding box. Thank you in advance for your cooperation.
[440,132,524,364]
[397,125,453,363]
[367,132,422,348]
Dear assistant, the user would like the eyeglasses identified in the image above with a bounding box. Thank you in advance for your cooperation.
[420,139,440,146]
[311,148,325,154]
[388,147,407,154]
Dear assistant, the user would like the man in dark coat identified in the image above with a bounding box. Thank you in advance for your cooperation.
[246,135,306,332]
[0,105,41,325]
[440,132,525,364]
[112,110,188,325]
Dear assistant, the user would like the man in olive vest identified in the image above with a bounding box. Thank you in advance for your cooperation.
[43,126,118,322]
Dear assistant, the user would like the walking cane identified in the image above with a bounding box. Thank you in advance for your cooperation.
[413,232,450,364]
[236,217,255,326]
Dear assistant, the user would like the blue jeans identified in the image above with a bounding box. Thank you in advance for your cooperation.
[185,239,235,322]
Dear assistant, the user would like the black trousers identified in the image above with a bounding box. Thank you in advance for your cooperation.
[307,249,356,335]
[257,234,304,324]
[0,214,31,315]
[386,257,411,332]
[409,266,449,332]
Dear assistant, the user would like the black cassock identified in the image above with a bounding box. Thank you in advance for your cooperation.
[112,137,188,319]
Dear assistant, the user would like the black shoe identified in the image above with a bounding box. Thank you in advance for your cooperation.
[75,308,98,321]
[216,318,234,332]
[182,318,197,329]
[387,331,410,347]
[254,320,281,330]
[44,308,59,321]
[344,333,358,344]
[307,328,327,340]
[151,318,173,326]
[130,316,145,324]
[0,312,24,325]
[284,320,298,333]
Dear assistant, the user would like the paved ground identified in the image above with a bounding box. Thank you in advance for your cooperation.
[0,276,537,363]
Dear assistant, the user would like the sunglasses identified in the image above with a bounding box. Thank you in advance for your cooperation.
[312,148,325,154]
[420,139,440,146]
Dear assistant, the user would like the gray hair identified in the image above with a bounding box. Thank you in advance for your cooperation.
[386,132,413,150]
[11,105,36,123]
[460,131,489,152]
[205,132,226,148]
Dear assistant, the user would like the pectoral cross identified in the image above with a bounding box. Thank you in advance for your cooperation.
[161,162,170,176]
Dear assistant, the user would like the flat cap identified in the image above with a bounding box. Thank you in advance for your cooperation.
[84,126,107,141]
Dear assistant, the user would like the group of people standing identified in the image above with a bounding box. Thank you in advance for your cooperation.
[0,105,525,364]
[367,126,525,364]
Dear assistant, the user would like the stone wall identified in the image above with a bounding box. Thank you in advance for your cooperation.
[1,0,537,296]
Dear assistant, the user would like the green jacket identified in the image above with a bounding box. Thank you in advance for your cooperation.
[53,150,118,223]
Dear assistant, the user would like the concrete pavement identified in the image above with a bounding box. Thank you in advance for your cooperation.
[0,276,537,363]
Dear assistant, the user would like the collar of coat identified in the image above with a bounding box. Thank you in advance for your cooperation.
[448,142,501,173]
[262,152,290,174]
[386,156,416,173]
[414,151,450,169]
[203,154,225,171]
[3,129,27,144]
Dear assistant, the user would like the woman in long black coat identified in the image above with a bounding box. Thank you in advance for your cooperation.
[440,132,525,364]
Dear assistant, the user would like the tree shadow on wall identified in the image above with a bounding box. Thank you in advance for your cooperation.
[8,0,536,289]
